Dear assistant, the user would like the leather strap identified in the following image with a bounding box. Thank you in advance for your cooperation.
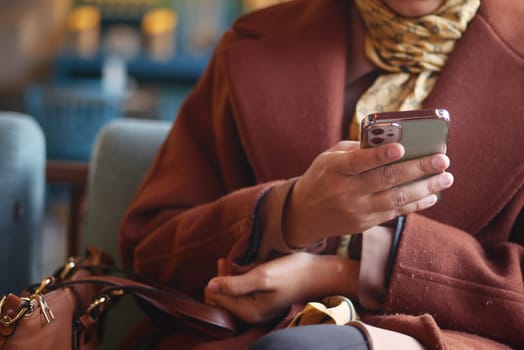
[52,274,238,339]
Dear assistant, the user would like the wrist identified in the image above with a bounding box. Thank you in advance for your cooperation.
[282,179,318,248]
[307,254,360,300]
[358,226,395,310]
[256,178,313,260]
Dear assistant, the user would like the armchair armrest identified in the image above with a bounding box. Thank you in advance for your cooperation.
[84,117,171,266]
[45,160,88,257]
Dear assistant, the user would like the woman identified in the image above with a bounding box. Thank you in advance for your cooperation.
[120,0,524,348]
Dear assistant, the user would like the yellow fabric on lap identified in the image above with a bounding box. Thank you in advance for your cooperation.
[288,296,358,327]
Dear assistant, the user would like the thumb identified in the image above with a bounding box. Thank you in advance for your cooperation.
[207,273,261,297]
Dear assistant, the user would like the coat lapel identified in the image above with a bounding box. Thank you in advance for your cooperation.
[223,0,350,182]
[422,1,524,233]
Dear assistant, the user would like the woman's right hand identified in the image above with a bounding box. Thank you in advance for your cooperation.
[283,140,453,247]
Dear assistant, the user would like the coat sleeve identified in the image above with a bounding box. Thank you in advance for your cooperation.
[383,200,524,348]
[119,31,285,298]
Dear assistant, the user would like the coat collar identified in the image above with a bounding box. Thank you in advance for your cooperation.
[223,0,524,233]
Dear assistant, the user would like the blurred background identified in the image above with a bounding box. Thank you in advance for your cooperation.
[0,0,292,128]
[0,0,292,277]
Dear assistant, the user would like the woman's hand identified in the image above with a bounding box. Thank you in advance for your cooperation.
[204,252,360,324]
[283,141,453,247]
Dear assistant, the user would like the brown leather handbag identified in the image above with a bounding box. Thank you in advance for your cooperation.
[0,248,237,350]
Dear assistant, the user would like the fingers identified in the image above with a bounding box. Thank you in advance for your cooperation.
[206,291,281,324]
[206,272,268,297]
[326,143,405,176]
[204,275,250,307]
[360,154,450,193]
[205,289,259,323]
[370,172,454,213]
[372,194,439,225]
[205,274,276,324]
[205,259,232,305]
[217,258,229,276]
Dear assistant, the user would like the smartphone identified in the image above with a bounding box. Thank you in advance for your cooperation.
[360,109,450,160]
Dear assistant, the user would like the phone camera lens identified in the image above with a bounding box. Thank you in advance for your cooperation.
[371,128,385,136]
[371,137,384,145]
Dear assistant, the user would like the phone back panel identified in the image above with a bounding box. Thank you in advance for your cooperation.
[397,118,448,160]
[361,109,450,161]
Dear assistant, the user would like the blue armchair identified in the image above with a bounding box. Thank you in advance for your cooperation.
[83,117,171,349]
[0,112,45,295]
[0,114,171,348]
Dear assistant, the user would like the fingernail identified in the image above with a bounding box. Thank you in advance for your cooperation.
[387,144,403,160]
[425,194,438,206]
[438,173,453,188]
[207,281,221,294]
[431,155,449,170]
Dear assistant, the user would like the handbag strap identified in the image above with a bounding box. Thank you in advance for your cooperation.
[53,275,238,339]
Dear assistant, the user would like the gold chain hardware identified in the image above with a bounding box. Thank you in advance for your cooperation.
[33,277,53,296]
[0,296,28,327]
[86,289,124,317]
[31,277,55,324]
[86,295,108,315]
[0,276,58,330]
[59,256,80,280]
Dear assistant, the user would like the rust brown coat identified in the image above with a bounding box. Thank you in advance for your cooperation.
[120,0,524,348]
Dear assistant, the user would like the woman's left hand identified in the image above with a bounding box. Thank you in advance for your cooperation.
[204,252,359,324]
